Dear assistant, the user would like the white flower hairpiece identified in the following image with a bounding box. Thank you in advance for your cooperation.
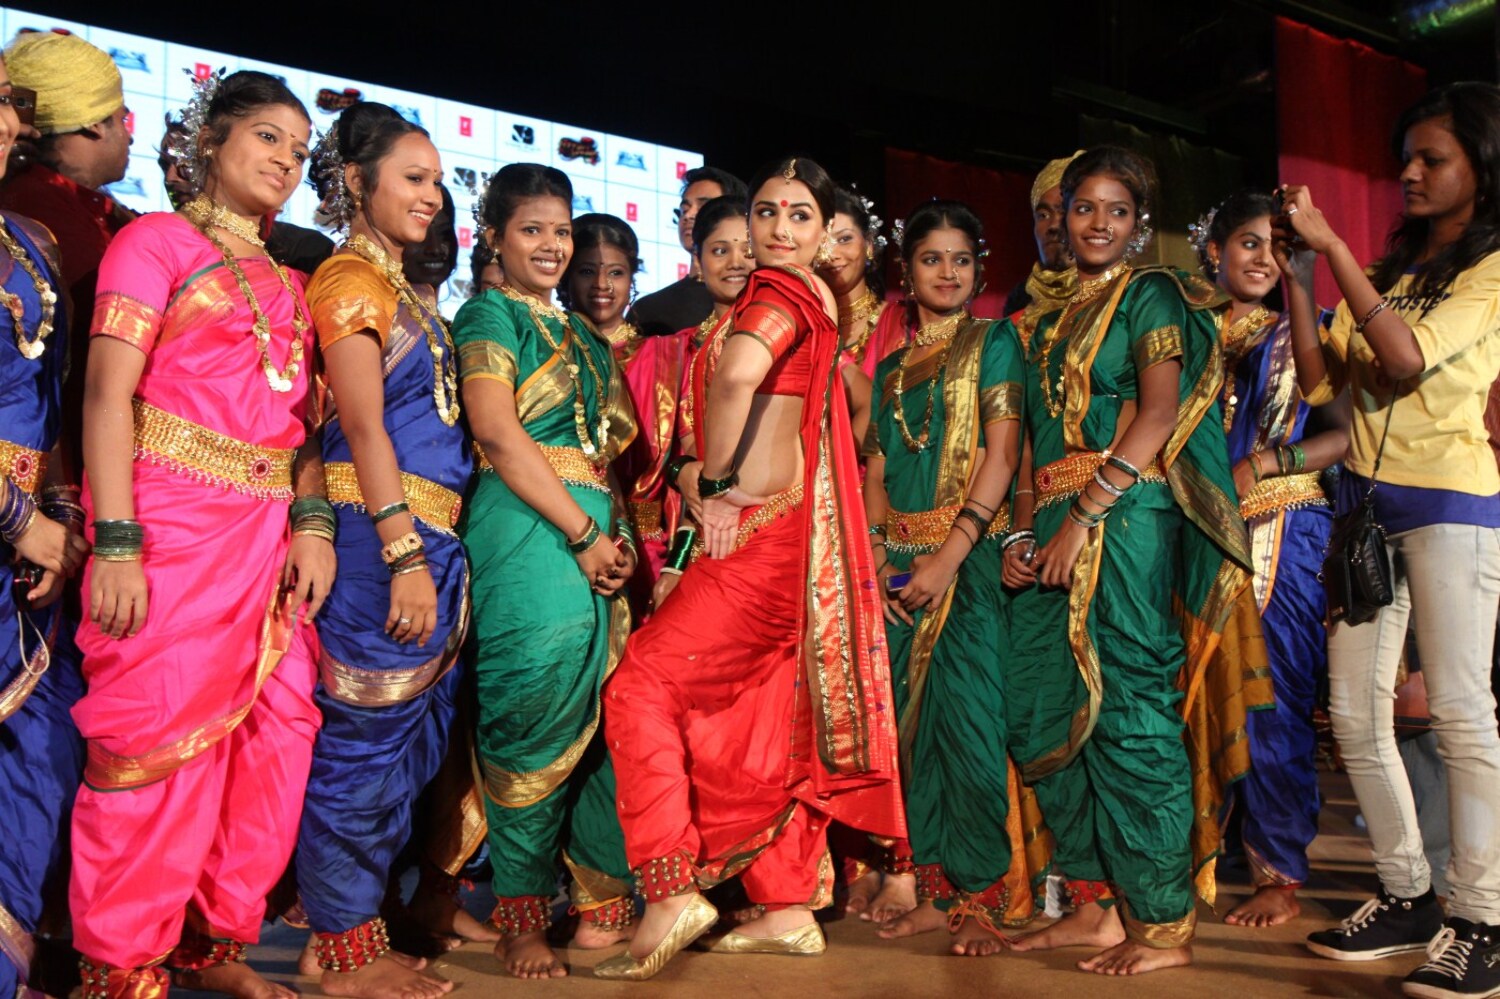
[165,67,225,190]
[309,127,352,232]
[1187,206,1218,258]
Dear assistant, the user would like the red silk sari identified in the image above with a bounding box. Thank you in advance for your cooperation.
[606,266,902,897]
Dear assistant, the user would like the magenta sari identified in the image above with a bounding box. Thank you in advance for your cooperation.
[69,212,320,972]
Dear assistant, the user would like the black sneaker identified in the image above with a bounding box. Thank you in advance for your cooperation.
[1402,918,1500,998]
[1306,887,1442,961]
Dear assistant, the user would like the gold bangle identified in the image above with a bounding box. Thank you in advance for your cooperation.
[380,531,425,565]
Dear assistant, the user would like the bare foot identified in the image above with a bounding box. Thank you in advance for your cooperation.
[732,906,815,939]
[1223,886,1302,928]
[844,870,881,917]
[864,873,917,923]
[951,917,1010,957]
[408,884,501,946]
[300,936,429,977]
[572,920,635,950]
[495,931,566,979]
[1009,902,1125,952]
[629,893,695,959]
[319,955,453,999]
[878,900,946,940]
[172,962,296,999]
[1078,939,1192,975]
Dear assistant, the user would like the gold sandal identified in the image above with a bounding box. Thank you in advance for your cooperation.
[709,920,826,955]
[593,894,718,981]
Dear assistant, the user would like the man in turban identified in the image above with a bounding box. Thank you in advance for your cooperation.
[0,29,134,477]
[1001,150,1083,351]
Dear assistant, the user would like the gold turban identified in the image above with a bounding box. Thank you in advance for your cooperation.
[1030,150,1085,211]
[4,31,123,134]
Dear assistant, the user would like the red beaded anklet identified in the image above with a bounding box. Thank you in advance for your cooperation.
[314,917,391,972]
[915,863,957,903]
[635,850,697,900]
[491,895,552,936]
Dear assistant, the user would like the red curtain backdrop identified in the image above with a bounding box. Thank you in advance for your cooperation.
[1275,17,1428,306]
[883,148,1035,319]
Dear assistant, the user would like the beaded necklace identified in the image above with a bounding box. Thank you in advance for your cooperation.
[346,234,460,426]
[501,284,612,463]
[183,194,307,393]
[840,288,881,362]
[892,312,965,452]
[0,220,57,360]
[1219,304,1272,432]
[1035,263,1128,419]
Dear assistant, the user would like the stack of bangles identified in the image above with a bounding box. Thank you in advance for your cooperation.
[614,517,637,559]
[661,526,696,577]
[951,499,995,548]
[665,455,697,493]
[1251,443,1307,484]
[869,524,887,573]
[567,517,603,555]
[1001,528,1036,553]
[291,495,337,542]
[1069,451,1142,529]
[381,531,428,577]
[93,519,144,561]
[40,484,84,532]
[0,482,38,545]
[698,468,737,500]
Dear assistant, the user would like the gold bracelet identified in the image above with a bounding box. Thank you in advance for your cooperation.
[380,531,425,565]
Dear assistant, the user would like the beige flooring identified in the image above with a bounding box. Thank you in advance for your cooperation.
[233,773,1423,999]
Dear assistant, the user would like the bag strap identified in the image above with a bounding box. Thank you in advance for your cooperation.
[1364,386,1399,500]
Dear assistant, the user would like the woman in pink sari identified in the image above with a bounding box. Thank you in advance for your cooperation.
[69,71,333,999]
[561,213,686,621]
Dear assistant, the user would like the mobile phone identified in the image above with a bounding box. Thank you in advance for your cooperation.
[885,571,912,593]
[1271,187,1286,217]
[12,561,43,606]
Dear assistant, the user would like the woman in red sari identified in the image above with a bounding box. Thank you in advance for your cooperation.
[560,213,685,621]
[597,157,903,981]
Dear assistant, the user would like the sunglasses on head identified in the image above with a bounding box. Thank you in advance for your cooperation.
[0,86,37,127]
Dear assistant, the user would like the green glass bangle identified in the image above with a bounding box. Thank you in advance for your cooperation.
[370,500,409,524]
[666,527,697,571]
[698,469,738,499]
[567,518,602,554]
[666,455,698,491]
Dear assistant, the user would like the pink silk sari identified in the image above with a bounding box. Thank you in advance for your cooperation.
[73,212,317,790]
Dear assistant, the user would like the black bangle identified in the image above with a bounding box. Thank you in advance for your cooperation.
[955,507,989,536]
[666,455,698,492]
[698,469,738,499]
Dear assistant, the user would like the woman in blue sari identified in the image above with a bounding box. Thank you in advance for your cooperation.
[295,103,471,998]
[0,69,91,994]
[1194,191,1347,928]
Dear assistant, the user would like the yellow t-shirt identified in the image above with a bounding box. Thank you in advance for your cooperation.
[1309,249,1500,495]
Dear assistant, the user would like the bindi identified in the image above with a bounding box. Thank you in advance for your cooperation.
[780,200,788,207]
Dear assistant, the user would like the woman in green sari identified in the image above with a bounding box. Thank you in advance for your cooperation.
[451,164,638,979]
[860,200,1040,957]
[1004,147,1270,975]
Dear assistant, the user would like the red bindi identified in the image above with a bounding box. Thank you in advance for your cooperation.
[780,199,788,207]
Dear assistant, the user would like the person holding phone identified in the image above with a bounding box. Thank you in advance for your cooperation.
[860,199,1039,955]
[452,164,638,979]
[1277,83,1500,999]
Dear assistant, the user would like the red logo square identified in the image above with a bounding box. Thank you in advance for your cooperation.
[678,263,689,280]
[626,203,638,222]
[459,116,472,137]
[122,110,135,135]
[675,161,687,179]
[194,63,212,80]
[458,227,473,248]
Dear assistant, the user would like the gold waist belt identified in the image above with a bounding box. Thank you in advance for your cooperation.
[629,498,665,541]
[324,462,463,532]
[1034,451,1166,511]
[476,441,610,495]
[132,399,295,501]
[0,439,46,496]
[737,482,804,547]
[885,502,1011,553]
[1239,471,1328,521]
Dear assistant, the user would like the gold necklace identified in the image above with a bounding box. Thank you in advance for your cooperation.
[892,339,953,452]
[501,284,612,463]
[346,234,460,426]
[913,310,966,347]
[605,320,642,354]
[183,194,307,393]
[1219,304,1272,432]
[694,312,721,349]
[1036,264,1129,419]
[191,194,265,246]
[840,289,880,361]
[0,220,58,360]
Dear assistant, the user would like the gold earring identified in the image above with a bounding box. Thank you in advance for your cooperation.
[352,189,363,211]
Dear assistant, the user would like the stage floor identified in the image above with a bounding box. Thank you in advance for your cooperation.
[224,771,1421,998]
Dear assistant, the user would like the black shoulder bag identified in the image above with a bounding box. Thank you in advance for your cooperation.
[1322,395,1397,625]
